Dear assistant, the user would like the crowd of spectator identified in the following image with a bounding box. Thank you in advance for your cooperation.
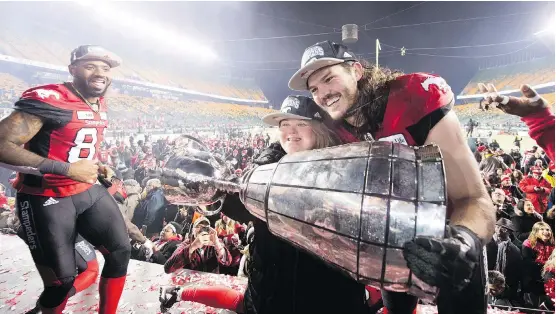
[476,139,555,311]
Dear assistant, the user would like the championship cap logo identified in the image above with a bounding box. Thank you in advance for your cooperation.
[281,96,300,113]
[301,45,324,67]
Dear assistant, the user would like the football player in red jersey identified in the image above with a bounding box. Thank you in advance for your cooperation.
[289,41,494,314]
[0,45,130,314]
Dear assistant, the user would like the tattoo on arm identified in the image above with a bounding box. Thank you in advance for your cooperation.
[0,111,46,167]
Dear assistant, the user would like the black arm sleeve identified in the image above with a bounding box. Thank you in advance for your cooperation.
[406,97,454,146]
[14,99,72,127]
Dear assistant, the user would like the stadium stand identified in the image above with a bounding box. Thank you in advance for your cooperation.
[460,57,555,95]
[0,69,274,131]
[0,26,267,102]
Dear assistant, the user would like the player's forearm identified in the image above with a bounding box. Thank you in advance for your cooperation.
[448,195,495,242]
[0,161,42,176]
[0,142,69,176]
[0,141,46,168]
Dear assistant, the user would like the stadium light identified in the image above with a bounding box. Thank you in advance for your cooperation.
[533,18,556,36]
[74,1,218,62]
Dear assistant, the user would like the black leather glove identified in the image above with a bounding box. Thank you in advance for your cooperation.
[403,225,483,292]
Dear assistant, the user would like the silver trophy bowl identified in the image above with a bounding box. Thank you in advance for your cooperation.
[159,135,232,216]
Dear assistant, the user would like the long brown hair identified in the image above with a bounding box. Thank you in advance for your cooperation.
[310,120,343,149]
[278,119,344,150]
[340,59,404,139]
[511,170,523,184]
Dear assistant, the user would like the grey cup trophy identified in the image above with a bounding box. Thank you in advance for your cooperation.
[158,138,448,300]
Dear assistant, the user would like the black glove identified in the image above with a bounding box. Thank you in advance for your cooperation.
[403,225,483,292]
[253,142,286,165]
[159,286,180,312]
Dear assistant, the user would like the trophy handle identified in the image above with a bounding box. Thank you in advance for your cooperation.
[177,134,213,153]
[194,195,227,217]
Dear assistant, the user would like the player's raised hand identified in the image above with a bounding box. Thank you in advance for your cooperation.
[67,159,99,184]
[478,83,549,117]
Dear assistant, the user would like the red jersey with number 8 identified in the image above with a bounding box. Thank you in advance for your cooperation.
[12,83,108,197]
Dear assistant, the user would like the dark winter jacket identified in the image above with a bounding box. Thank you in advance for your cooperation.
[132,188,167,235]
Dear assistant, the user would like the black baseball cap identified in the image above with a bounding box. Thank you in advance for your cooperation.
[70,45,122,68]
[289,40,357,91]
[262,95,324,126]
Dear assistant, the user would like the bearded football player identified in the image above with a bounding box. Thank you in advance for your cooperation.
[289,41,494,314]
[0,45,131,314]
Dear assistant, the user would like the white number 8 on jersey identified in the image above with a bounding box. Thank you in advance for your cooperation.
[68,128,98,163]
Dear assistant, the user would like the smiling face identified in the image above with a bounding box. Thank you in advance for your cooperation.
[523,200,535,214]
[307,63,362,121]
[278,119,317,154]
[69,60,113,99]
[536,224,553,242]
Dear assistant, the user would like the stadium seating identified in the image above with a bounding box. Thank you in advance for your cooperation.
[0,73,27,102]
[460,58,555,95]
[454,93,555,128]
[0,26,267,102]
[107,92,274,129]
[0,69,274,130]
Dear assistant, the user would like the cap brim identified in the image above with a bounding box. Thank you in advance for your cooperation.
[288,58,346,91]
[73,55,121,68]
[262,112,312,126]
[496,223,516,232]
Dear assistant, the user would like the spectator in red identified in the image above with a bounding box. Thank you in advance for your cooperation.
[519,166,552,214]
[164,217,231,274]
[99,145,110,164]
[0,183,8,210]
[500,175,523,205]
[542,250,555,310]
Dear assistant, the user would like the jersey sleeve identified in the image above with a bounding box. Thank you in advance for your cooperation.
[404,73,455,145]
[521,108,555,162]
[14,88,73,127]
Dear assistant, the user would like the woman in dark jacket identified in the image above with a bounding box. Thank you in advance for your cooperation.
[160,96,369,314]
[512,199,544,243]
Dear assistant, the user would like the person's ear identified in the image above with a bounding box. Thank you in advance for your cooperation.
[352,62,364,81]
[68,65,76,77]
